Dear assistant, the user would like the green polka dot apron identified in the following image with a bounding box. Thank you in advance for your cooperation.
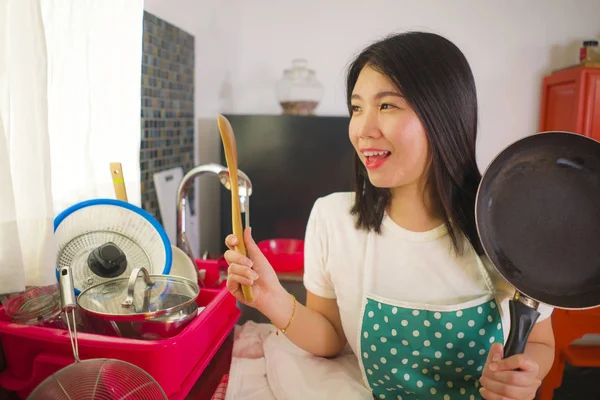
[358,240,504,400]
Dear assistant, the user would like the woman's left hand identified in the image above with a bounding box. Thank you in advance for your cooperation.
[479,343,542,400]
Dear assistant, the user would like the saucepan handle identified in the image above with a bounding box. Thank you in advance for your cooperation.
[121,267,154,308]
[504,296,541,358]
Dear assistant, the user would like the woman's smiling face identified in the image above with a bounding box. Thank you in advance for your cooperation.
[349,65,430,190]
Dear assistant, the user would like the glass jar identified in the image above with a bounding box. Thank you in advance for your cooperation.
[275,59,324,115]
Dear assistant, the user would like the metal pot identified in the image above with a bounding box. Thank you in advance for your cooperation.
[77,267,200,340]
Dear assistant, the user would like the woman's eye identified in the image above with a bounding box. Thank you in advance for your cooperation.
[351,105,361,113]
[380,103,395,110]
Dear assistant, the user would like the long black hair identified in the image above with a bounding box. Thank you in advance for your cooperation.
[346,31,482,255]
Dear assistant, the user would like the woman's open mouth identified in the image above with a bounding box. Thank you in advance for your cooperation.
[362,150,391,170]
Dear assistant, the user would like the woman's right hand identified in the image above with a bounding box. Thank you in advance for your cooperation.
[224,227,284,312]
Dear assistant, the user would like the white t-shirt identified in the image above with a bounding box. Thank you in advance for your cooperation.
[303,192,553,357]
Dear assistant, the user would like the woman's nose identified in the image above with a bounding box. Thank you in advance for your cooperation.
[358,112,382,140]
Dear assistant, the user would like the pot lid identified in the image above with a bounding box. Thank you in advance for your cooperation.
[77,267,199,322]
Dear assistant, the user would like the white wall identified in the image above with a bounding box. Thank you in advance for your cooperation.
[230,0,600,168]
[143,0,600,252]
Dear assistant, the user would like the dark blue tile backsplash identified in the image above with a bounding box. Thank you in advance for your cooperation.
[140,11,195,223]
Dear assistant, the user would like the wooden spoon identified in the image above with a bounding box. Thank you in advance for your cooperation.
[217,115,254,303]
[110,162,128,201]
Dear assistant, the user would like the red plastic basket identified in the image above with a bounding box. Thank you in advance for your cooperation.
[0,286,239,399]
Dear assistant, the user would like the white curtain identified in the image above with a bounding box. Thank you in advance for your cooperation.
[0,0,143,294]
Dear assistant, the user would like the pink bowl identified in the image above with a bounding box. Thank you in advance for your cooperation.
[257,239,304,272]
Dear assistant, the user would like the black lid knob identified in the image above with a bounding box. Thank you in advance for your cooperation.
[87,242,128,278]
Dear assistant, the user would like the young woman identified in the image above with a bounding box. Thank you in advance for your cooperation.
[224,31,555,400]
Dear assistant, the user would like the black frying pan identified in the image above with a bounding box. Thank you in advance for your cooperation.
[476,131,600,358]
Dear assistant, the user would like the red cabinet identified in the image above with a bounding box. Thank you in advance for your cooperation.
[540,66,600,321]
[539,65,600,140]
[537,64,600,400]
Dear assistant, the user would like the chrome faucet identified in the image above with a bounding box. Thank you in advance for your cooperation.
[176,163,252,263]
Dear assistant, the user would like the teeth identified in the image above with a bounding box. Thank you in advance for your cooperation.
[363,151,390,157]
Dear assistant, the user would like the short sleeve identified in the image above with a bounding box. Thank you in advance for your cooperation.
[303,198,336,299]
[536,302,554,322]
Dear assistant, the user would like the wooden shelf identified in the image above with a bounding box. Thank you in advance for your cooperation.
[552,61,600,73]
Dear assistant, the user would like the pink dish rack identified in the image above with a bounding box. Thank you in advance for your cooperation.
[0,284,240,399]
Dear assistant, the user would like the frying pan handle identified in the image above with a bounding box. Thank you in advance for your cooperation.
[504,298,540,358]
